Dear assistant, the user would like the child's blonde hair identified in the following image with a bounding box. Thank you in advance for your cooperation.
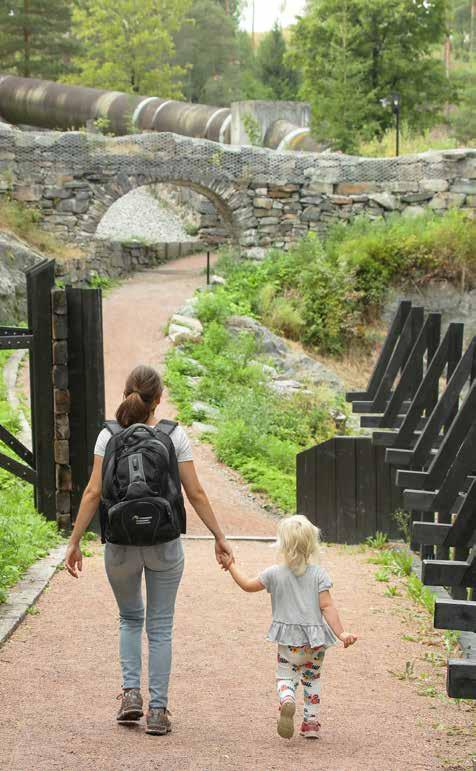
[277,514,321,576]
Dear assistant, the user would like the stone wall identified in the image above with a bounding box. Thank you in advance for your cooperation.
[0,128,474,255]
[57,239,202,286]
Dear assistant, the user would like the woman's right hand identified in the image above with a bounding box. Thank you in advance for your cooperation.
[65,542,83,578]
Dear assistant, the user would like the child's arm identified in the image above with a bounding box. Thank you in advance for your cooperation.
[228,561,266,593]
[319,590,357,648]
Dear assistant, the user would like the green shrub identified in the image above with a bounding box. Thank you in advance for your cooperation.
[165,322,349,513]
[0,351,61,603]
[215,210,475,354]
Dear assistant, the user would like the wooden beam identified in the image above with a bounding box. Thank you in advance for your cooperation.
[447,658,476,699]
[403,489,436,511]
[435,599,476,632]
[0,335,34,350]
[0,450,36,484]
[412,521,451,545]
[422,557,476,588]
[0,424,34,467]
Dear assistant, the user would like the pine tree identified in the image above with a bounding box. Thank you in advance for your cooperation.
[256,22,300,101]
[0,0,78,80]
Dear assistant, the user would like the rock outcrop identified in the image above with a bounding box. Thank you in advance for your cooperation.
[0,231,43,322]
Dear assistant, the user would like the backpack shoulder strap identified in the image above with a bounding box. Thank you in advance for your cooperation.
[103,420,122,436]
[156,419,178,437]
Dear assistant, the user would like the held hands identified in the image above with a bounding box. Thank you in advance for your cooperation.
[64,542,83,578]
[339,632,357,648]
[215,536,234,570]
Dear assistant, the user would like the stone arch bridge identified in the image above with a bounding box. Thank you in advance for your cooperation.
[0,128,474,253]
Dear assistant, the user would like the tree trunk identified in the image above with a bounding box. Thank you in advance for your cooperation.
[23,0,31,78]
[471,0,476,60]
[444,35,452,77]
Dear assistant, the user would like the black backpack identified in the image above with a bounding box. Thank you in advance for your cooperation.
[100,419,187,546]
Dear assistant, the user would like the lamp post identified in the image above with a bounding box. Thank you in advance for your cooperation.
[391,92,401,157]
[380,92,401,157]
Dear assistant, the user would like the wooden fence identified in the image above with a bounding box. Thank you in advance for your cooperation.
[296,300,475,699]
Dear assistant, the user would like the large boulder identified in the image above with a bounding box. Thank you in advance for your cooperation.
[226,315,288,358]
[0,231,43,323]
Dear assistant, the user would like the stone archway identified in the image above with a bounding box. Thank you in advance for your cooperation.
[86,173,251,249]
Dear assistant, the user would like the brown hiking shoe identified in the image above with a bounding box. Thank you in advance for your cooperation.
[116,688,143,723]
[145,707,172,736]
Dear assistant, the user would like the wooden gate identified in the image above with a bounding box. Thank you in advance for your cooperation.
[0,260,56,517]
[0,259,105,527]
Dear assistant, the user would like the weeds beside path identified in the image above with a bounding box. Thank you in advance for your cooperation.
[0,255,474,770]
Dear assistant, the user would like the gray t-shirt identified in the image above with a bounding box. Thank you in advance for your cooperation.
[94,423,193,462]
[259,564,337,648]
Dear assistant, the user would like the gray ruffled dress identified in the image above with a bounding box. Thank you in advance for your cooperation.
[259,563,338,648]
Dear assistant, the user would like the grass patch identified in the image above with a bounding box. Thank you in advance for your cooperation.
[0,199,85,261]
[214,210,476,355]
[165,316,349,513]
[0,351,61,603]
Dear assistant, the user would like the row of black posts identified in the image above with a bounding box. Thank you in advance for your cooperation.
[345,300,475,700]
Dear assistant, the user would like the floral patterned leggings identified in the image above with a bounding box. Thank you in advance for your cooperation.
[276,644,325,723]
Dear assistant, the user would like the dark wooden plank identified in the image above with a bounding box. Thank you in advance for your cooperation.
[0,335,34,350]
[444,479,476,548]
[432,420,476,514]
[386,447,414,466]
[402,489,436,512]
[67,287,105,527]
[422,556,476,588]
[362,415,403,429]
[355,437,377,541]
[434,599,476,632]
[26,260,56,518]
[346,301,412,403]
[0,450,36,484]
[375,445,393,535]
[315,439,336,543]
[396,469,428,489]
[297,447,316,524]
[412,341,476,468]
[447,659,476,699]
[335,437,356,543]
[381,314,441,428]
[371,308,424,412]
[0,326,31,335]
[424,382,476,492]
[412,521,452,545]
[0,424,34,467]
[66,288,88,518]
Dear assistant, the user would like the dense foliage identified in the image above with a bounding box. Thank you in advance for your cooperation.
[0,351,60,603]
[289,0,453,152]
[0,0,78,80]
[166,316,349,513]
[212,210,476,355]
[68,0,191,97]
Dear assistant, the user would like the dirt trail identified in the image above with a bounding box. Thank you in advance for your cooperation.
[0,255,474,771]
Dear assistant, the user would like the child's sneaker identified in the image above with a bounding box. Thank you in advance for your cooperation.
[277,699,296,739]
[300,720,321,739]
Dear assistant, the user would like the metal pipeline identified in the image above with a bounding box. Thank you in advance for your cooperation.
[264,119,326,152]
[0,74,325,152]
[0,74,232,142]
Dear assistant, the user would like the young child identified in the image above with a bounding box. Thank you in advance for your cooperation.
[226,515,357,740]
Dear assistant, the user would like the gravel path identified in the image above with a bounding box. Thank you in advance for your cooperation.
[96,188,195,244]
[0,255,474,770]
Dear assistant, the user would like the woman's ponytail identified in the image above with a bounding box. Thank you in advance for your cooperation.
[115,365,163,428]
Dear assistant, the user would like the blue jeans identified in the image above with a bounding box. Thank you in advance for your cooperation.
[104,539,184,709]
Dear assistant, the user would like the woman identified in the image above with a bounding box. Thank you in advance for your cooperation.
[64,365,233,735]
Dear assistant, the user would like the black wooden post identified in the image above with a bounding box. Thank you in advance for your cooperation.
[26,260,56,519]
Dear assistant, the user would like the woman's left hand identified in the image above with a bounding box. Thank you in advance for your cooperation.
[215,536,234,569]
